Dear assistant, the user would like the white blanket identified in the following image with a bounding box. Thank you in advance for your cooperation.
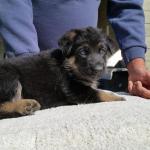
[0,94,150,150]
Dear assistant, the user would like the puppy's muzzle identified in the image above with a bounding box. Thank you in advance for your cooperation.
[89,62,104,72]
[88,55,105,71]
[93,63,104,71]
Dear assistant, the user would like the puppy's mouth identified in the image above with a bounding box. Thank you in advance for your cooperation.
[86,63,105,75]
[79,66,103,80]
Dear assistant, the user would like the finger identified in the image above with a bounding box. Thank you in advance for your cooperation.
[129,81,139,96]
[132,82,139,96]
[128,81,133,93]
[130,81,143,96]
[135,81,150,99]
[134,81,143,96]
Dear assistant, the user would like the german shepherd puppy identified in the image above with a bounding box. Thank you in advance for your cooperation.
[0,27,124,119]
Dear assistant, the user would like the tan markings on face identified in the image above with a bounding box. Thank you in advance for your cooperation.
[12,81,22,102]
[97,90,125,102]
[67,56,78,70]
[67,31,77,41]
[67,56,99,87]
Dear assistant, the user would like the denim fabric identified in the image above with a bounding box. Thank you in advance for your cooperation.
[0,0,146,64]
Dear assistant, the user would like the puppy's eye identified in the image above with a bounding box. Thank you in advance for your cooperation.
[99,47,106,54]
[79,48,89,57]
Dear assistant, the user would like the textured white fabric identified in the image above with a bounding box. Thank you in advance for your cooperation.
[0,94,150,150]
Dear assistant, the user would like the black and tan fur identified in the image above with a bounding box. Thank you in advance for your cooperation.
[0,27,125,119]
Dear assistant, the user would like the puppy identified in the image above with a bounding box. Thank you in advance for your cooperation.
[0,27,124,119]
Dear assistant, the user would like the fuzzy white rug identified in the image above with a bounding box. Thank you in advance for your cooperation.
[0,94,150,150]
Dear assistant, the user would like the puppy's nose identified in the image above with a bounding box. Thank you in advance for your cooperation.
[89,54,104,71]
[89,62,104,71]
[94,63,103,71]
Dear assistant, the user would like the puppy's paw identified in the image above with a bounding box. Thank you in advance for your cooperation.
[109,94,125,102]
[15,99,41,115]
[98,90,126,102]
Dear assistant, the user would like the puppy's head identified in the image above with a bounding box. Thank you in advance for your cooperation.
[58,27,116,81]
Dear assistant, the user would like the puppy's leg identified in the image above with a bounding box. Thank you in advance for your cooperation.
[0,99,41,116]
[97,89,125,102]
[66,84,125,104]
[0,81,41,118]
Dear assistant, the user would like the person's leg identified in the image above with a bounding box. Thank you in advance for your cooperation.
[32,0,101,50]
[0,0,40,58]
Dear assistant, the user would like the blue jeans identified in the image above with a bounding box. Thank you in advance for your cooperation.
[0,0,100,57]
[0,0,146,64]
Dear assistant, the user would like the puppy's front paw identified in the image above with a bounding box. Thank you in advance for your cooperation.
[98,90,126,102]
[109,94,125,102]
[15,99,41,115]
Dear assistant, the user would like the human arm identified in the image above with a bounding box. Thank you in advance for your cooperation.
[0,0,40,58]
[107,0,146,64]
[107,0,150,98]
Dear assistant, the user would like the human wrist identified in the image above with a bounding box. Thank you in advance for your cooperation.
[127,58,147,81]
[127,58,146,71]
[122,47,146,65]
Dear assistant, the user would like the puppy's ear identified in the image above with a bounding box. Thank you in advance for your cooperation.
[106,37,116,57]
[58,30,77,57]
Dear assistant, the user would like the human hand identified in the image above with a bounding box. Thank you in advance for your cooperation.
[128,81,150,99]
[127,58,150,99]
